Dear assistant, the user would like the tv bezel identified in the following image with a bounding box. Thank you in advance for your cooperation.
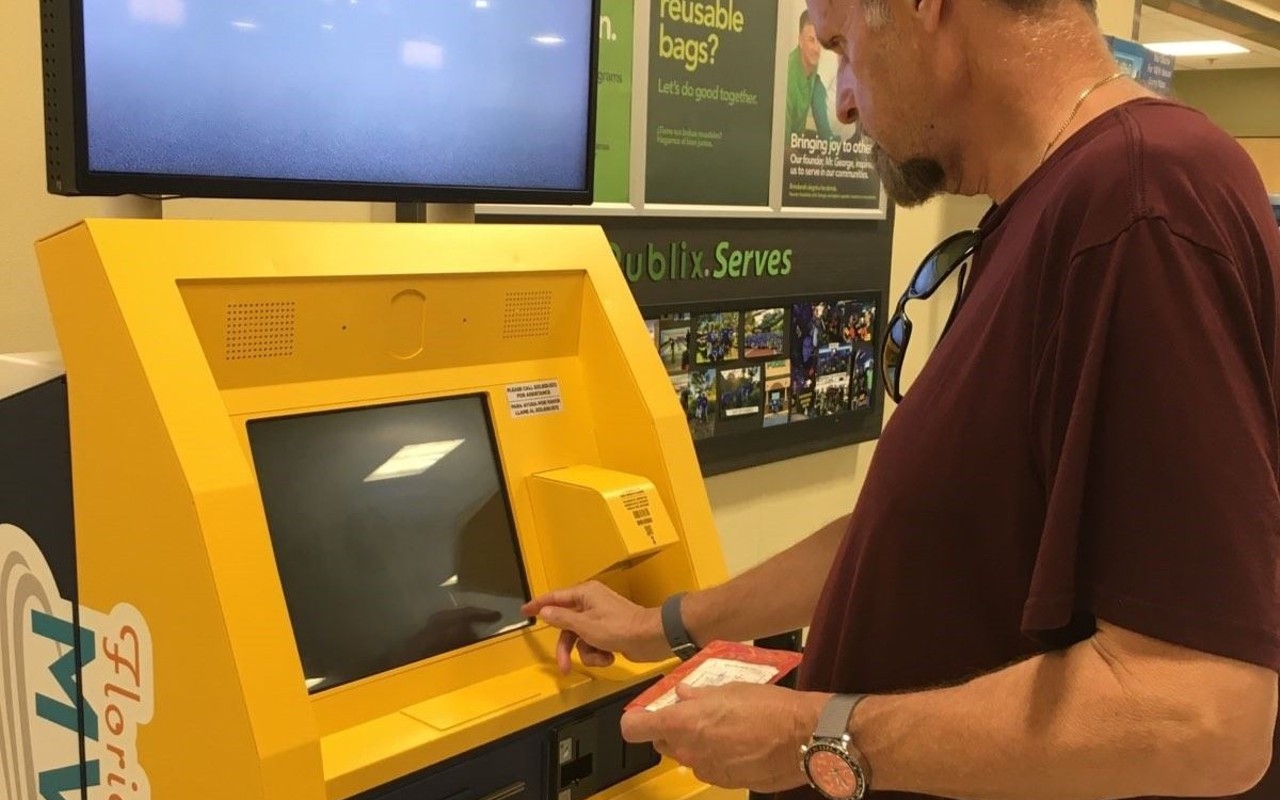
[40,0,601,205]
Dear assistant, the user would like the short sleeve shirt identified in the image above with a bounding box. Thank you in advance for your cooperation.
[790,98,1280,800]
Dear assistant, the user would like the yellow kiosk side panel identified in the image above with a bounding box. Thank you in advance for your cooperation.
[36,222,324,800]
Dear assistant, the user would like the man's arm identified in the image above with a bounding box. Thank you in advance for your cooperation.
[681,512,849,645]
[523,513,849,671]
[849,621,1277,799]
[622,621,1278,799]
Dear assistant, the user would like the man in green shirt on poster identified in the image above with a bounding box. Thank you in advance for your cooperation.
[785,10,836,141]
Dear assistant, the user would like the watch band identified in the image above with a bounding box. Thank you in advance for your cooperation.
[807,694,872,800]
[661,593,700,660]
[815,693,866,739]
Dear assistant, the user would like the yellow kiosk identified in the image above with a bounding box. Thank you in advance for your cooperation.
[17,218,733,800]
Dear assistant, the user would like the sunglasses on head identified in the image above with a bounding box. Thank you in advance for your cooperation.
[881,229,981,403]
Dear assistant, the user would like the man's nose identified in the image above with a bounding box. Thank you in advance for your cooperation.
[835,62,858,125]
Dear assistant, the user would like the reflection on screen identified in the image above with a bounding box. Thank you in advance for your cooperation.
[82,0,593,191]
[247,395,532,693]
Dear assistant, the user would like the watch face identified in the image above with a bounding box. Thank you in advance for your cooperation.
[808,749,860,799]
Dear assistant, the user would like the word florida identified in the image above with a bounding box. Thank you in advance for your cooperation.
[612,241,794,283]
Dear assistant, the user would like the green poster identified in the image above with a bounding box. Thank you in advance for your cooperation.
[777,0,882,210]
[644,0,777,206]
[595,0,634,203]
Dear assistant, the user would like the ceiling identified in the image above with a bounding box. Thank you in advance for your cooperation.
[1139,0,1280,69]
[1229,0,1280,21]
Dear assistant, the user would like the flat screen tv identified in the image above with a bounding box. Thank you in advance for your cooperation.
[41,0,600,204]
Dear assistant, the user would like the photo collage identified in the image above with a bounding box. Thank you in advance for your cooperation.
[645,298,877,442]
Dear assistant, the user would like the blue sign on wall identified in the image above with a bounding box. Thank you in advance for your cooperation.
[1106,35,1177,96]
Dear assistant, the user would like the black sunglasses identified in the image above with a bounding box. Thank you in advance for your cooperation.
[881,229,981,403]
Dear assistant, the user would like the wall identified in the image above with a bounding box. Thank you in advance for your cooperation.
[0,1,93,353]
[1173,68,1280,137]
[1239,138,1280,190]
[1171,68,1280,192]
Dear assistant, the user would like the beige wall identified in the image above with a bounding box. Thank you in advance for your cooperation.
[1239,138,1280,191]
[1173,68,1280,138]
[1,1,91,353]
[1169,69,1280,194]
[0,0,1124,578]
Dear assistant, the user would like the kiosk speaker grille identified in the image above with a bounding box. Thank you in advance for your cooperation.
[502,291,553,340]
[225,301,296,361]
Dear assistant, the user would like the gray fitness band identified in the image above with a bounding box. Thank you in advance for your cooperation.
[661,592,700,660]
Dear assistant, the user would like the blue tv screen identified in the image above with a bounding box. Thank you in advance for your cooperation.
[44,0,599,203]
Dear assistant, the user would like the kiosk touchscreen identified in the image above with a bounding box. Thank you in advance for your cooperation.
[9,219,735,800]
[248,395,533,694]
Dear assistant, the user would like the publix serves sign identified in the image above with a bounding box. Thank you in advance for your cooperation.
[611,239,795,283]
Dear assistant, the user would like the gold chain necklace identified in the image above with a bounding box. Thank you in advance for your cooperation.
[1040,71,1126,164]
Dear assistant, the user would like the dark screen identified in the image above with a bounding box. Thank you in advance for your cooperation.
[247,395,531,693]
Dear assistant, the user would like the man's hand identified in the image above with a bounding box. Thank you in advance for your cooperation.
[521,581,671,673]
[619,682,830,792]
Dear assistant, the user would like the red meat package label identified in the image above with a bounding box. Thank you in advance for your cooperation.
[625,640,803,712]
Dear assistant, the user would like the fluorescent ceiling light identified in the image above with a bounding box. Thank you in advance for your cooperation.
[533,35,565,45]
[231,19,258,30]
[475,0,490,7]
[128,0,185,26]
[401,40,445,68]
[364,439,465,482]
[1145,40,1249,56]
[0,355,49,367]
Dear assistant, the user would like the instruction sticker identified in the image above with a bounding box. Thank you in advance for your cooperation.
[621,490,657,544]
[507,380,563,418]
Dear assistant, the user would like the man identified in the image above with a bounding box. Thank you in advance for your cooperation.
[524,0,1280,796]
[786,11,837,141]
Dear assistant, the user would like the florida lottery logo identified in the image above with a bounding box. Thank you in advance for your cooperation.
[1,523,154,800]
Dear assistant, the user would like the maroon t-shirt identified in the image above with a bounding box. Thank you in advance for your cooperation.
[793,98,1280,799]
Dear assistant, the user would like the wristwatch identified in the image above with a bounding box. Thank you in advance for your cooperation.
[660,593,700,661]
[801,694,872,800]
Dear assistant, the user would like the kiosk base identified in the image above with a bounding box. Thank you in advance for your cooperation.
[365,680,660,800]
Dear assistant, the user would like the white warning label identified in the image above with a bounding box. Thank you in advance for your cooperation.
[506,380,563,418]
